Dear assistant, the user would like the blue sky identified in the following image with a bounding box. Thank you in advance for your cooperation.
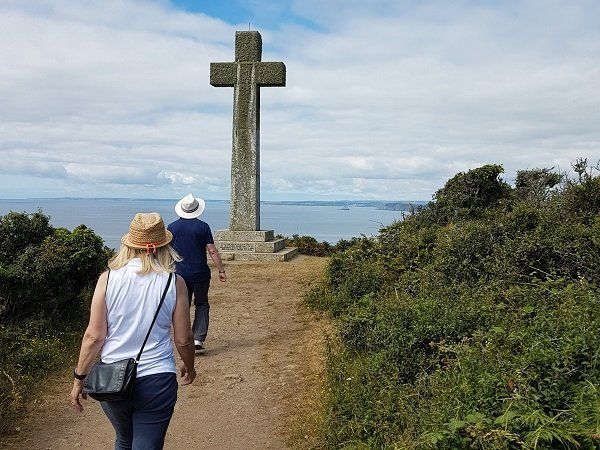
[171,0,285,23]
[169,0,319,30]
[1,0,599,200]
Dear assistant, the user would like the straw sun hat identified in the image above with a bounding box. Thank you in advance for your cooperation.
[121,212,173,253]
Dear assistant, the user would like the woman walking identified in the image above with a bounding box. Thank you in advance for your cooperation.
[69,212,196,449]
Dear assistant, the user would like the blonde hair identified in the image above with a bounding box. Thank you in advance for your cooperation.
[108,244,181,274]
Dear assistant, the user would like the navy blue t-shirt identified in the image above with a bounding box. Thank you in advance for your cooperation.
[167,218,214,283]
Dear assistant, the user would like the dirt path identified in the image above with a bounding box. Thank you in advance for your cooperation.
[1,256,327,450]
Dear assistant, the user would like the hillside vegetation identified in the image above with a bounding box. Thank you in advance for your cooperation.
[0,212,109,434]
[309,160,600,449]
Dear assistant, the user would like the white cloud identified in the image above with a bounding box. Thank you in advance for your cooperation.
[1,0,599,200]
[0,159,67,178]
[159,171,197,185]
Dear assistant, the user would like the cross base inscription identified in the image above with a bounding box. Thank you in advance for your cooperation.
[214,229,299,262]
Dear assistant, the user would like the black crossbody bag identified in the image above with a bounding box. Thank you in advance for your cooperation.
[83,272,173,402]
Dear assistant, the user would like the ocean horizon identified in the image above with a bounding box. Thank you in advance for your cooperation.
[0,198,406,249]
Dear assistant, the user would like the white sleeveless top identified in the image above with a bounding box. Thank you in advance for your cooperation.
[101,258,177,378]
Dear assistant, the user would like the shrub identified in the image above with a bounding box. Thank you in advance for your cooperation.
[279,234,373,257]
[431,164,512,223]
[0,210,53,266]
[563,158,600,222]
[280,234,333,256]
[0,211,110,435]
[515,167,562,202]
[309,163,600,449]
[0,224,110,325]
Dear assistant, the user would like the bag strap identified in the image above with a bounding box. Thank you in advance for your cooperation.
[135,273,173,363]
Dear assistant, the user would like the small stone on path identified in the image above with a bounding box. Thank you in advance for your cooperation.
[224,373,242,381]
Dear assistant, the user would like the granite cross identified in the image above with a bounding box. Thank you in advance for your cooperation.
[210,31,286,231]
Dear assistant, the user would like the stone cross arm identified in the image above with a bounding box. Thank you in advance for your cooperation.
[210,62,286,87]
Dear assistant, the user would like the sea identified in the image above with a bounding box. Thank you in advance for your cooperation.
[0,199,404,249]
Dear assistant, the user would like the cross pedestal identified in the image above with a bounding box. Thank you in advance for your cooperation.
[213,229,297,262]
[210,31,298,261]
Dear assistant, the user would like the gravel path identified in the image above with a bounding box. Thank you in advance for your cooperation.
[1,256,327,450]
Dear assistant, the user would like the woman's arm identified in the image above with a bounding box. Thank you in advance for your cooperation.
[70,271,109,412]
[172,275,196,385]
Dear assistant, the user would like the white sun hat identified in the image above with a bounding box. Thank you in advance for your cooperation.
[175,193,206,219]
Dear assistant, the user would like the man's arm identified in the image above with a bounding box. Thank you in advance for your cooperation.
[207,244,227,282]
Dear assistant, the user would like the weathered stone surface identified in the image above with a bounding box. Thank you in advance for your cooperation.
[217,242,256,252]
[256,62,286,87]
[219,247,299,262]
[214,230,275,242]
[211,31,296,261]
[255,239,285,253]
[230,127,259,230]
[215,238,285,253]
[220,253,235,261]
[210,31,286,232]
[235,31,262,62]
[209,62,236,87]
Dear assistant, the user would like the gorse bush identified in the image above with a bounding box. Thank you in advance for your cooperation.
[279,234,334,256]
[278,234,366,257]
[0,214,110,325]
[0,211,110,434]
[308,162,600,449]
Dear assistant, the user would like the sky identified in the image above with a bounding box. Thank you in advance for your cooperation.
[1,0,599,201]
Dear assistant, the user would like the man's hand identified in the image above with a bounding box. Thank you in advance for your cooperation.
[180,364,196,385]
[218,271,227,282]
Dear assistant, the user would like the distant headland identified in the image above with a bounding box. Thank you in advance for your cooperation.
[2,198,427,212]
[263,200,427,211]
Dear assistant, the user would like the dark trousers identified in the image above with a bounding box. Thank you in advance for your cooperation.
[101,373,177,450]
[185,279,210,342]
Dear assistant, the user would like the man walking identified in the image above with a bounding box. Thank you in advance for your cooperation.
[168,194,227,350]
